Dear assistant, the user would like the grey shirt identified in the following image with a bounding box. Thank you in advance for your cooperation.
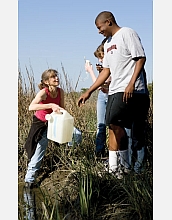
[103,27,148,95]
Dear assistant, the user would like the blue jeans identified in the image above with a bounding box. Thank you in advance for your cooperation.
[25,127,82,183]
[68,127,82,146]
[25,129,48,183]
[95,90,108,154]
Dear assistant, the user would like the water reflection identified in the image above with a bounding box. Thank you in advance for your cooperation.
[23,187,36,220]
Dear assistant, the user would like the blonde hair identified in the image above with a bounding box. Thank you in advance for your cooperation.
[38,69,58,90]
[94,44,104,59]
[94,37,107,59]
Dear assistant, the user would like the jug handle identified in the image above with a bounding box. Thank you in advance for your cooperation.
[52,110,63,115]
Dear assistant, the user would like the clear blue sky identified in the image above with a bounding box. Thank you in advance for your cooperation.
[18,0,153,91]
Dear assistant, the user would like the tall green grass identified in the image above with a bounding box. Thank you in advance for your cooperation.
[18,65,153,220]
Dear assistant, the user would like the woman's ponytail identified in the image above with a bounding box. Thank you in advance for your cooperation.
[38,80,46,90]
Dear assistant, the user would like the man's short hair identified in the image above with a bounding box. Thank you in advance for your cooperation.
[95,11,116,24]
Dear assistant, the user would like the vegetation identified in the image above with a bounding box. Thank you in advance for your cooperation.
[18,66,153,220]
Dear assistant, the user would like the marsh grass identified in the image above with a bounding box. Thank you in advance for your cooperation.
[18,66,153,220]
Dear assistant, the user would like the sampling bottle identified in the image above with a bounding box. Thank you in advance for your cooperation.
[45,110,74,144]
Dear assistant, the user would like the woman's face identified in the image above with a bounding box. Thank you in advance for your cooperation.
[45,73,59,86]
[98,52,104,63]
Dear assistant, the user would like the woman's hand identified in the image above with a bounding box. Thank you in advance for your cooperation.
[51,103,64,113]
[99,87,109,94]
[85,62,93,73]
[96,64,103,73]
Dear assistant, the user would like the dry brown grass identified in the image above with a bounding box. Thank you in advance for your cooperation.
[18,66,153,220]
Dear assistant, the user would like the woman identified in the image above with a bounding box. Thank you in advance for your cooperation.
[24,69,64,188]
[85,38,111,157]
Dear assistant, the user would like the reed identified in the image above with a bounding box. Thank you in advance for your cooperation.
[18,65,153,220]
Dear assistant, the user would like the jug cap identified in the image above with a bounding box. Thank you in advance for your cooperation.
[45,114,51,121]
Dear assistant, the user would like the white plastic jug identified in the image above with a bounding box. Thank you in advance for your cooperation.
[45,110,74,144]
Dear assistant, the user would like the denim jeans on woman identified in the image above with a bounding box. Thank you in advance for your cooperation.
[25,129,48,183]
[95,90,108,156]
[25,127,82,183]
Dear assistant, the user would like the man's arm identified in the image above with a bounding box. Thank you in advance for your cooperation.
[78,67,111,107]
[123,57,146,103]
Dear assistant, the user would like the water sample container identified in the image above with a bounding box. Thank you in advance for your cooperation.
[45,110,74,144]
[85,59,90,64]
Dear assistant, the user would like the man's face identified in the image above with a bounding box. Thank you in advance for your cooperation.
[95,19,111,37]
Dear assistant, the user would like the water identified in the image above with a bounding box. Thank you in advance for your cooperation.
[23,187,36,220]
[18,183,43,220]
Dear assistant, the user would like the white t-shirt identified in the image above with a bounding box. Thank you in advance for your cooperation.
[103,27,147,95]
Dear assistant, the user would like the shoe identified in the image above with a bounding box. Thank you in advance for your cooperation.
[134,161,144,174]
[108,168,123,179]
[115,171,123,179]
[123,167,131,174]
[109,169,123,179]
[97,167,123,180]
[111,164,131,179]
[104,161,123,179]
[118,164,131,175]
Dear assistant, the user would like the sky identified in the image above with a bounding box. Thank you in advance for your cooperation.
[18,0,153,92]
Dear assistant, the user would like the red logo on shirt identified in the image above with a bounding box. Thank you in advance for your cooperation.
[107,44,117,53]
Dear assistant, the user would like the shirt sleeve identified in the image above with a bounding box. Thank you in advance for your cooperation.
[126,29,146,59]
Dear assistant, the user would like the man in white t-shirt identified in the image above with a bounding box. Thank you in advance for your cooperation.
[78,11,150,177]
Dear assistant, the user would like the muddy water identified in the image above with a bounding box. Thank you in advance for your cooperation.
[18,168,73,219]
[18,170,68,219]
[18,183,45,220]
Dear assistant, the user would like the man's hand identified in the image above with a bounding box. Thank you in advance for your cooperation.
[123,83,135,103]
[77,90,91,107]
